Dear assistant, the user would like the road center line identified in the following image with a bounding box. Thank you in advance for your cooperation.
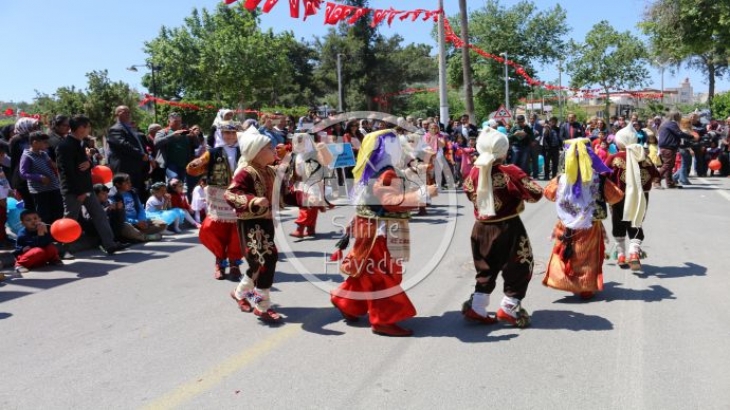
[141,324,301,410]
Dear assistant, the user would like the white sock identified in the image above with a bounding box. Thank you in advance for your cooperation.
[470,292,490,317]
[255,288,271,311]
[234,275,255,299]
[500,296,521,318]
[629,238,642,254]
[613,236,626,255]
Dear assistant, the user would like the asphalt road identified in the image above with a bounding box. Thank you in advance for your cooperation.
[2,176,729,410]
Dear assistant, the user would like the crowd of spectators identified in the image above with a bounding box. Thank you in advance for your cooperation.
[1,105,728,280]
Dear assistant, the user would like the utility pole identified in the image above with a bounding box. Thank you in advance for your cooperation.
[458,0,474,123]
[500,52,509,113]
[337,53,344,112]
[437,0,450,127]
[558,58,564,122]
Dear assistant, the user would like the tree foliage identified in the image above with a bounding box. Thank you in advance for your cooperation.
[567,20,649,117]
[143,4,313,108]
[640,0,730,106]
[447,0,569,116]
[710,92,730,119]
[31,70,142,135]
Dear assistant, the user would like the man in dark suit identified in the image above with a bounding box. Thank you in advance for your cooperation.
[57,115,125,255]
[107,106,152,201]
[559,113,585,141]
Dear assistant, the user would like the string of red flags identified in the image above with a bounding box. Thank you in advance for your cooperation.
[139,94,262,115]
[226,0,440,28]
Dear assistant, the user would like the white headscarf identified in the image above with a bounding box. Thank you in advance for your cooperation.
[235,126,272,174]
[614,124,646,227]
[212,109,235,148]
[475,127,509,217]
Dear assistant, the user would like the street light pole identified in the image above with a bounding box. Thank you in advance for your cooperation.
[500,52,509,113]
[127,63,161,123]
[558,58,564,122]
[336,53,344,112]
[437,0,450,126]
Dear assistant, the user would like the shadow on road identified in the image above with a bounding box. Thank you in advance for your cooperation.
[0,312,11,320]
[600,281,676,302]
[274,306,347,336]
[530,309,613,331]
[406,311,520,343]
[637,262,707,279]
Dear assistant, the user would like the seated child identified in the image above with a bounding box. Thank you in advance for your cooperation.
[190,177,207,223]
[14,209,62,274]
[94,183,125,243]
[145,182,187,234]
[168,178,201,228]
[112,174,167,242]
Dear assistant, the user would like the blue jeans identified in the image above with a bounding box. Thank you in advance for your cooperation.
[673,148,691,184]
[511,146,530,174]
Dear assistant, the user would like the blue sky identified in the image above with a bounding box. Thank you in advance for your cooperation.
[1,0,727,103]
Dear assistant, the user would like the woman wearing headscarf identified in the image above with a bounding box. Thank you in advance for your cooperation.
[542,138,623,299]
[461,127,543,327]
[329,129,437,337]
[225,126,297,323]
[605,125,660,271]
[10,118,41,210]
[207,109,235,148]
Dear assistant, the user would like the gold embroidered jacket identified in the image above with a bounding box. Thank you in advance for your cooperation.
[464,164,544,222]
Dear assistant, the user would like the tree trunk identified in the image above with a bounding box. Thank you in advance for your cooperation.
[603,86,611,120]
[708,61,716,107]
[459,0,475,123]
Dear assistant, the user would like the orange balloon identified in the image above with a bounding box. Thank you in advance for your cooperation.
[50,218,82,244]
[91,165,113,184]
[709,159,722,171]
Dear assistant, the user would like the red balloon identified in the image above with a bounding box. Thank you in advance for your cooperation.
[709,159,722,171]
[91,166,113,184]
[50,218,82,244]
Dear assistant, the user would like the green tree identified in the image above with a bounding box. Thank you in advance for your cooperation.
[143,5,314,108]
[711,92,730,119]
[29,70,141,135]
[447,0,569,116]
[640,0,730,106]
[567,21,649,118]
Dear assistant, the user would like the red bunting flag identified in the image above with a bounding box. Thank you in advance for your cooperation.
[289,0,300,18]
[371,8,388,27]
[324,2,355,25]
[244,0,263,11]
[262,0,279,13]
[302,0,322,20]
[3,108,13,116]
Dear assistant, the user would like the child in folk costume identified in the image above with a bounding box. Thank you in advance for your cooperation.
[186,122,243,280]
[461,127,543,327]
[289,133,333,238]
[225,126,297,323]
[605,125,660,271]
[542,138,624,299]
[330,129,438,337]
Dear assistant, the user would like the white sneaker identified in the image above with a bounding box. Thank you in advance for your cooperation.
[15,265,29,274]
[62,251,75,260]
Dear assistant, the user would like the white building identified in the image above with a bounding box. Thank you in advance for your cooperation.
[665,78,694,105]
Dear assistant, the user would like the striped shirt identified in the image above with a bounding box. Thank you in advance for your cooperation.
[19,149,60,193]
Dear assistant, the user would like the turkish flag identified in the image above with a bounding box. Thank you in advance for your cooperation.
[346,7,369,24]
[371,9,388,27]
[289,0,300,18]
[324,3,354,25]
[302,0,322,20]
[244,0,263,11]
[262,0,279,13]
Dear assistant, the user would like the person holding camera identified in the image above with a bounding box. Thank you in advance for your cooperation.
[107,106,154,202]
[155,112,200,200]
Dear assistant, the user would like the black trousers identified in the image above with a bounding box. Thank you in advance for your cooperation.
[543,147,561,180]
[610,198,647,240]
[471,218,533,300]
[32,189,64,225]
[237,218,278,289]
